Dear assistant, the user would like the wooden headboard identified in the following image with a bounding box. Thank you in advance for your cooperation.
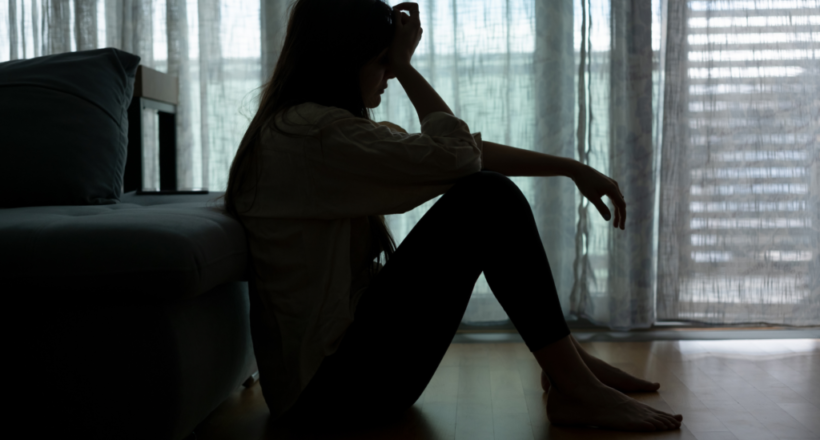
[132,65,178,105]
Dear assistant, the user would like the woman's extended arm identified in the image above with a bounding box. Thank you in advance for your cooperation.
[481,140,581,178]
[482,140,627,230]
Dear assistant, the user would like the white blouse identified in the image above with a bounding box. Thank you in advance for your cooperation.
[236,102,483,419]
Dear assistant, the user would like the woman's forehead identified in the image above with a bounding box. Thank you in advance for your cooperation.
[366,47,389,65]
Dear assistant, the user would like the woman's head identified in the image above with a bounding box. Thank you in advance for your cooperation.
[225,0,400,262]
[268,0,396,117]
[226,0,397,213]
[359,47,395,108]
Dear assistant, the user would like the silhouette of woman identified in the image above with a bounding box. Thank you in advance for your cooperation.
[225,0,683,433]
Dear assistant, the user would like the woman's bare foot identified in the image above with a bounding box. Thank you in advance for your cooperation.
[546,383,682,431]
[541,357,660,393]
[541,338,659,393]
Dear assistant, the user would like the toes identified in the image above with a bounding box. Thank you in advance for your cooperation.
[638,380,660,392]
[648,417,668,431]
[659,412,683,422]
[654,415,677,430]
[649,406,680,419]
[672,416,682,428]
[662,414,682,429]
[647,407,683,429]
[661,415,680,429]
[654,418,672,430]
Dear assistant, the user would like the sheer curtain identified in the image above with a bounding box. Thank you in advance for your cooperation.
[3,0,817,329]
[658,0,819,325]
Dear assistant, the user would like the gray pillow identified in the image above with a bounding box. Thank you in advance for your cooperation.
[0,48,140,207]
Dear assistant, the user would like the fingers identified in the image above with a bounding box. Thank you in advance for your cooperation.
[608,181,626,230]
[393,2,420,22]
[390,2,422,63]
[611,199,625,230]
[393,2,420,13]
[618,198,626,230]
[577,168,626,228]
[591,198,611,222]
[393,5,420,33]
[615,181,626,230]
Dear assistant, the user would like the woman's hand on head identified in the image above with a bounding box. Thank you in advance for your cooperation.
[571,164,627,230]
[390,2,423,68]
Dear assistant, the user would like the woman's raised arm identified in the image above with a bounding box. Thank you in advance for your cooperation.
[391,3,453,124]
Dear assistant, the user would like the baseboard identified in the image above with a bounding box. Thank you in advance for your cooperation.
[452,327,820,343]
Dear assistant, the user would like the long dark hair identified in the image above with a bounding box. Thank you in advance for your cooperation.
[225,0,397,264]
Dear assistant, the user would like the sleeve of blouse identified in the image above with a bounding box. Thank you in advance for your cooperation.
[304,109,484,217]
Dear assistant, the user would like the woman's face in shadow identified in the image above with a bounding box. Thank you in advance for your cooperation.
[359,48,395,108]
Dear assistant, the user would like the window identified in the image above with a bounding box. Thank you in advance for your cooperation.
[660,0,818,323]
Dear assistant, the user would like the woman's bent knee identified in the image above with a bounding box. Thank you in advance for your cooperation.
[449,171,527,206]
[453,170,517,192]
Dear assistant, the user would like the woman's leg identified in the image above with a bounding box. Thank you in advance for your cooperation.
[422,172,680,431]
[277,171,522,430]
[280,171,680,431]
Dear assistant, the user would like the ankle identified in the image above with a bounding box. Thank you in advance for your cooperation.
[552,376,607,396]
[534,336,603,394]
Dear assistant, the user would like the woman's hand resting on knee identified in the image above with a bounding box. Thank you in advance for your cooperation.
[570,165,626,230]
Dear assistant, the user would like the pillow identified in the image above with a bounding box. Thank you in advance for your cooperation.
[0,48,140,208]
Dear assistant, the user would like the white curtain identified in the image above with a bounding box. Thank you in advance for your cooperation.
[373,0,819,328]
[3,0,817,328]
[657,0,819,326]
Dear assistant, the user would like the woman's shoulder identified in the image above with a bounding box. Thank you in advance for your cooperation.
[269,102,364,133]
[307,103,370,127]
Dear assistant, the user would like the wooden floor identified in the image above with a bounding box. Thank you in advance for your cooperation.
[194,339,820,440]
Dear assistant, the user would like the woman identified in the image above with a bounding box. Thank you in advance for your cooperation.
[225,0,683,433]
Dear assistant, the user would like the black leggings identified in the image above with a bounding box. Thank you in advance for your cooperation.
[276,171,570,430]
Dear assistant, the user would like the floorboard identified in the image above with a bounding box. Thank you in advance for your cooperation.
[193,338,819,440]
